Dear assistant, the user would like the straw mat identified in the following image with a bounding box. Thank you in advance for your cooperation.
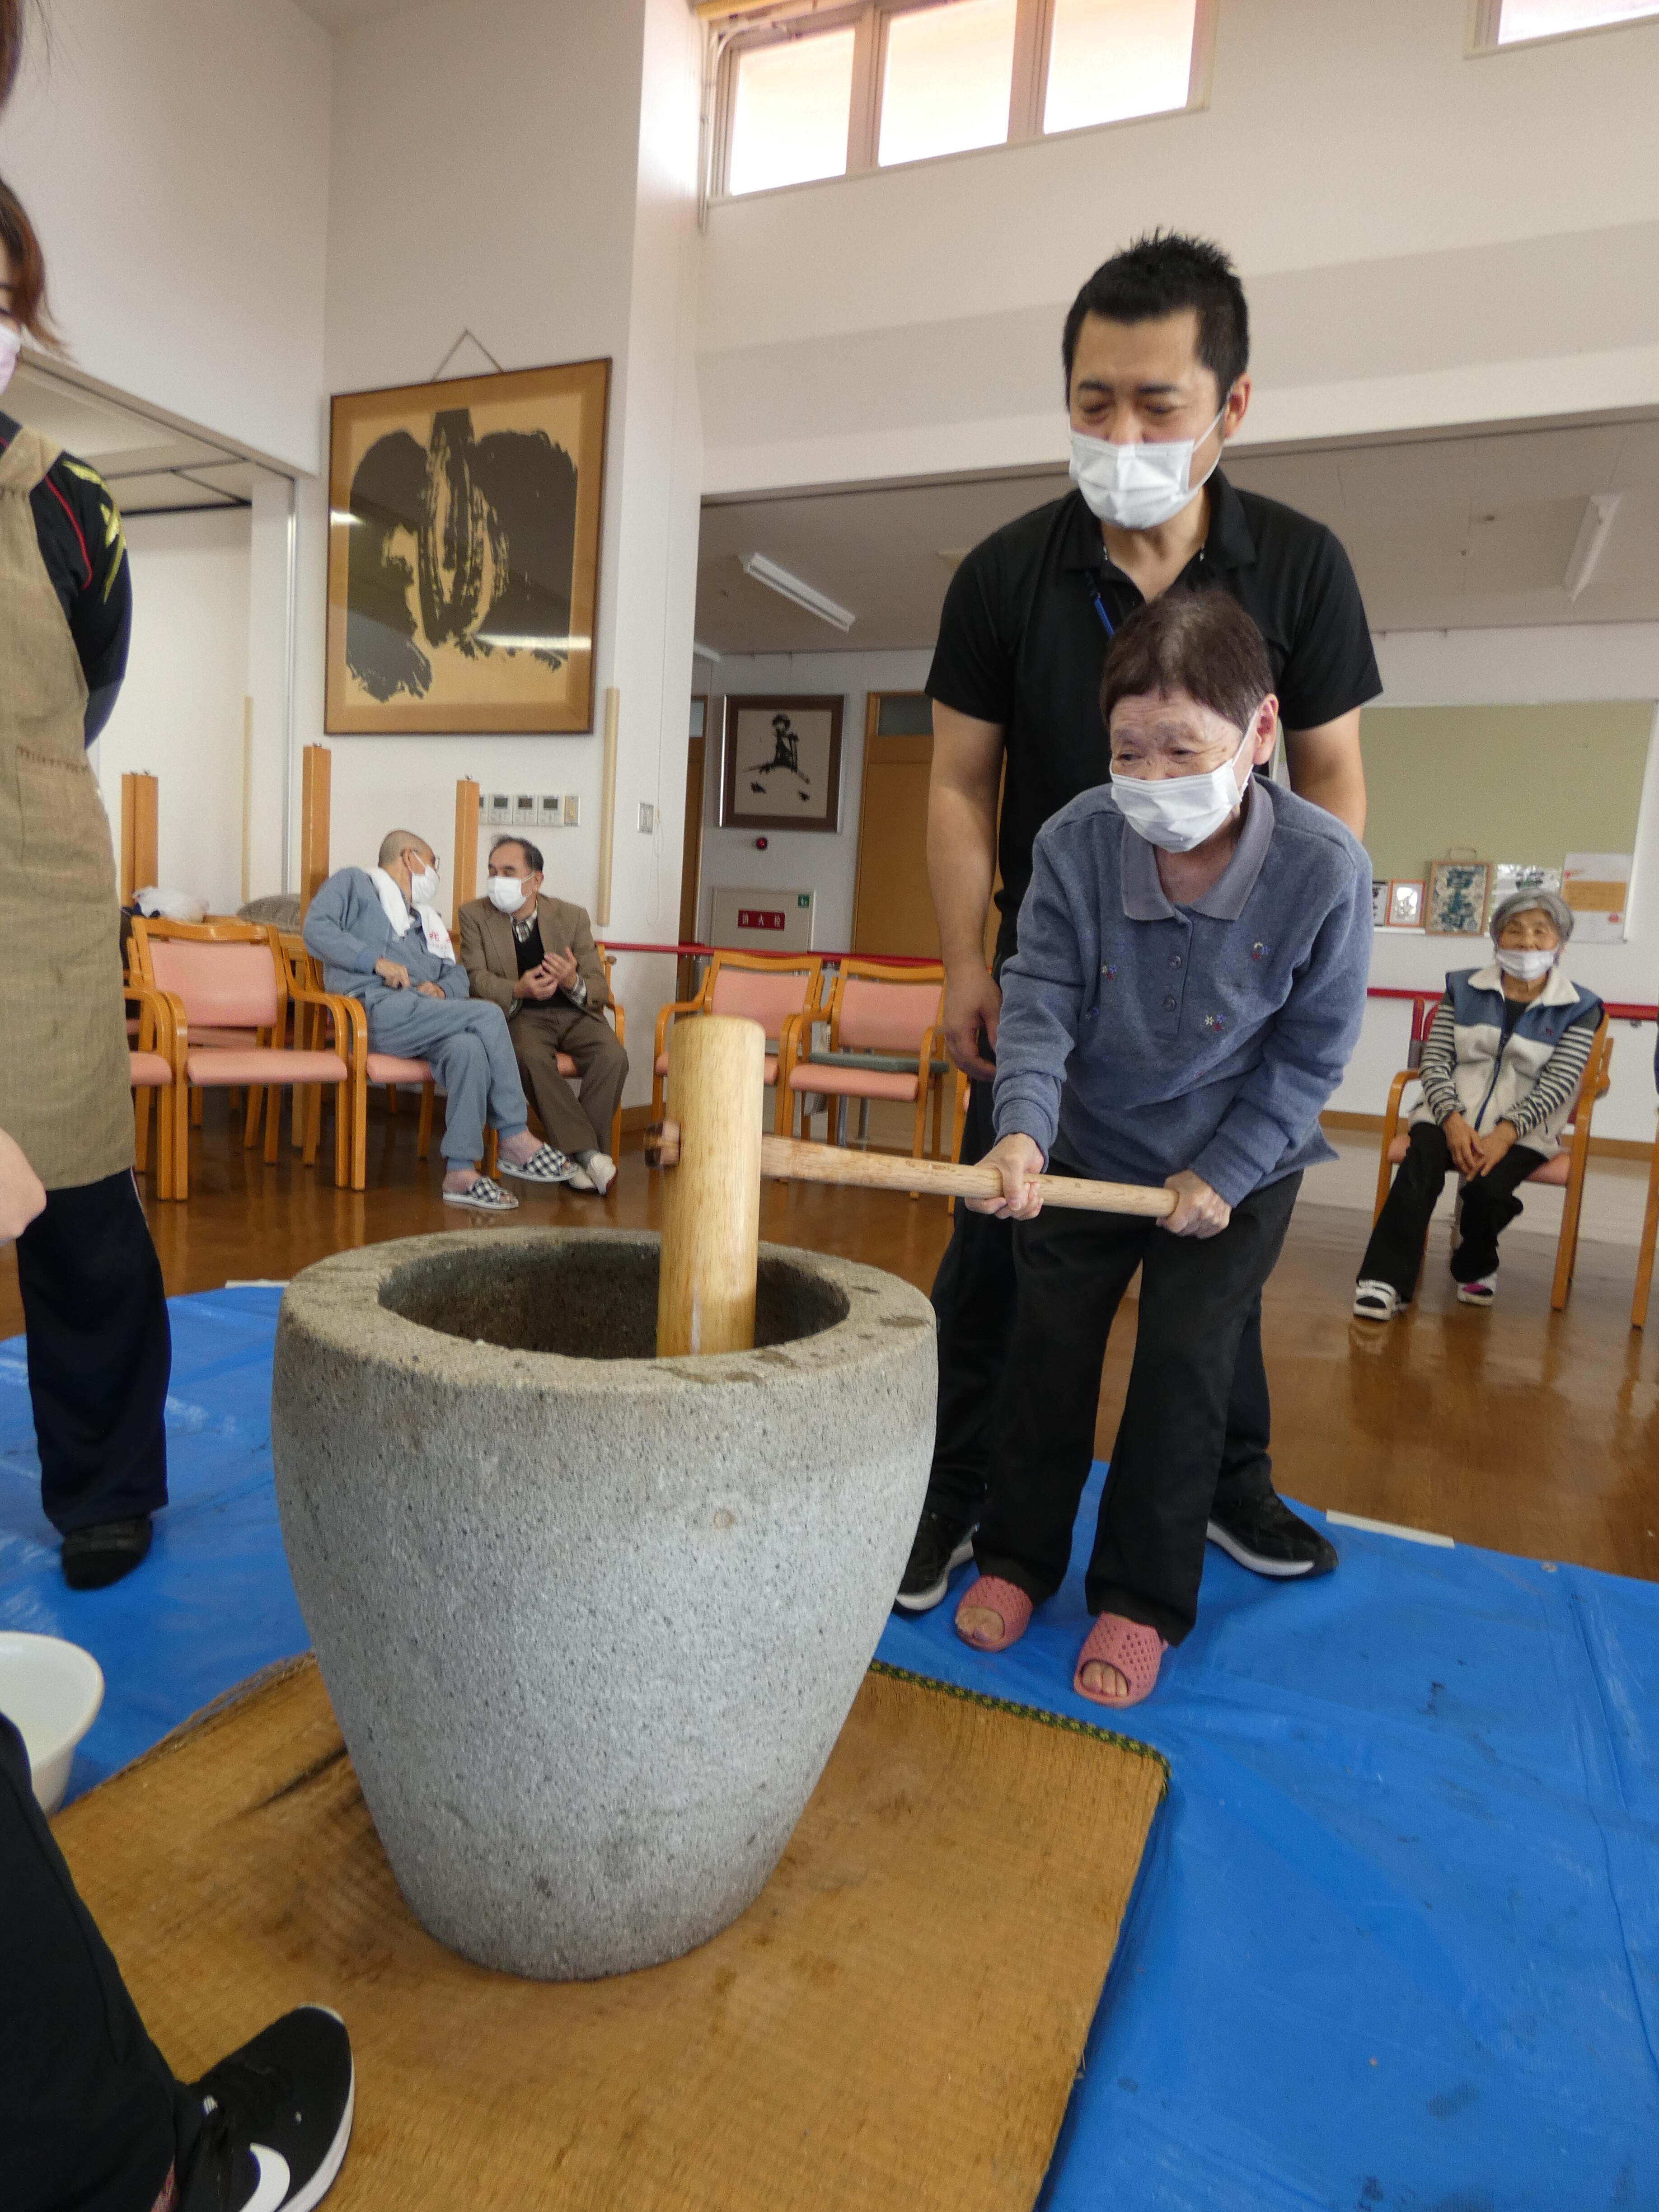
[53,1654,1166,2212]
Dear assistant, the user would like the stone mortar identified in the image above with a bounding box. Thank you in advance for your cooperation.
[270,1228,936,1980]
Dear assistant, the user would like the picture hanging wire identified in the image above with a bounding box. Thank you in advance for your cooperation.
[430,328,506,382]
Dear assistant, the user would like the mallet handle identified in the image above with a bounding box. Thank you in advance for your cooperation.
[759,1136,1176,1218]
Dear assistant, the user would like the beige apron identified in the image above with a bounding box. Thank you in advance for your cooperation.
[0,424,135,1189]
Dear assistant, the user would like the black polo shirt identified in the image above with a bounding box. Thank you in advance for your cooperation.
[927,471,1381,961]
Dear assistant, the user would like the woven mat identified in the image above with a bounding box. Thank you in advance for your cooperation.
[54,1654,1166,2212]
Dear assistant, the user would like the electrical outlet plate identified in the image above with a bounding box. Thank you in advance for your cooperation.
[563,794,581,827]
[637,802,656,834]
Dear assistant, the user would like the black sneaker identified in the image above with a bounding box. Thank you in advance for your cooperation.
[179,2006,354,2212]
[894,1509,976,1613]
[1206,1492,1337,1580]
[61,1515,152,1590]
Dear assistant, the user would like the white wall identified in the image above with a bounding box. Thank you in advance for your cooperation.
[1,0,331,472]
[299,0,703,1102]
[697,0,1659,492]
[94,508,253,915]
[696,648,930,951]
[1332,623,1659,1143]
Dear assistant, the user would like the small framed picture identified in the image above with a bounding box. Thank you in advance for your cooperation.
[1386,878,1424,929]
[1426,858,1491,937]
[1372,879,1389,926]
[719,695,844,833]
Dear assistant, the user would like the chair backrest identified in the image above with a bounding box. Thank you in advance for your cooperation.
[1404,993,1441,1072]
[133,919,281,1031]
[1563,1018,1613,1130]
[832,962,944,1054]
[707,954,823,1040]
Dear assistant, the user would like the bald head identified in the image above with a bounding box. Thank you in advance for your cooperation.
[379,829,431,870]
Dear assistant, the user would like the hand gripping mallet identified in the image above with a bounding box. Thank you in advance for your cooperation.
[647,1017,1176,1357]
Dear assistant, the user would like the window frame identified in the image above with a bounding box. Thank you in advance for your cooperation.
[1466,0,1659,54]
[710,0,1215,205]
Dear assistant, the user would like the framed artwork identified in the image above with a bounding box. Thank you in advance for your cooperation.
[1426,858,1491,936]
[325,359,610,735]
[719,695,844,833]
[1385,878,1424,929]
[1371,879,1389,926]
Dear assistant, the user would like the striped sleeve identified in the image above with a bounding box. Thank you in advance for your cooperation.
[1505,1008,1598,1138]
[1416,997,1461,1124]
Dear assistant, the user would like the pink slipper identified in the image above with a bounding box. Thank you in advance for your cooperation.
[1073,1613,1167,1708]
[954,1575,1033,1653]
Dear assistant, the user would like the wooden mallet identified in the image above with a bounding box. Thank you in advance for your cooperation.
[648,1017,1176,1358]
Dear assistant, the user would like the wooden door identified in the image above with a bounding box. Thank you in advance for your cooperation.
[851,694,937,958]
[677,700,707,1000]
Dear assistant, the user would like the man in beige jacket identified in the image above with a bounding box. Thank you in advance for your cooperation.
[458,837,628,1194]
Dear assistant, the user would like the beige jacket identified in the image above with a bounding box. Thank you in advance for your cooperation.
[459,893,611,1017]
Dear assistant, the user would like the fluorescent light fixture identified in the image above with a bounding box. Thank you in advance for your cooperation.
[738,551,855,633]
[1563,492,1621,600]
[692,639,723,662]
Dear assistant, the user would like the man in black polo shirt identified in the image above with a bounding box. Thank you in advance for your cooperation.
[898,232,1381,1612]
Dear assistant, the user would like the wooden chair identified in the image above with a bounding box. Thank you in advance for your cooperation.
[127,918,355,1189]
[127,983,187,1201]
[276,933,433,1194]
[778,960,949,1184]
[1630,1113,1659,1330]
[1373,1012,1613,1312]
[652,952,825,1137]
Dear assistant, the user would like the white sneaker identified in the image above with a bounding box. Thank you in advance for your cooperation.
[1352,1280,1400,1322]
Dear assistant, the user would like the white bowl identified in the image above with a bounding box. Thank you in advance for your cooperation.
[0,1632,105,1813]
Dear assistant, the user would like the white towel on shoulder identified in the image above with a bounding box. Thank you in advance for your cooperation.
[369,867,455,961]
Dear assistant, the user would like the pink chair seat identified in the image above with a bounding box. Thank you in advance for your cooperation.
[186,1049,346,1086]
[1387,1131,1568,1180]
[129,1052,173,1087]
[366,1053,433,1084]
[791,1062,919,1102]
[656,1049,777,1084]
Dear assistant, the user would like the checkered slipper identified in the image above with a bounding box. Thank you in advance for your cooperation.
[499,1143,575,1186]
[1073,1613,1167,1708]
[443,1175,519,1211]
[953,1574,1033,1653]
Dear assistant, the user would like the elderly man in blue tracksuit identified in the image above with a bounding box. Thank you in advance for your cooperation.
[949,591,1372,1711]
[304,829,574,1210]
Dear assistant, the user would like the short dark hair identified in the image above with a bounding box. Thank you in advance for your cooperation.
[1062,231,1248,402]
[490,834,544,875]
[1100,590,1272,737]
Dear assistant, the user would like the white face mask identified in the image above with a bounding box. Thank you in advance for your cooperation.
[408,862,439,907]
[0,323,20,400]
[1069,402,1228,532]
[1110,712,1257,853]
[1495,944,1557,981]
[487,873,532,914]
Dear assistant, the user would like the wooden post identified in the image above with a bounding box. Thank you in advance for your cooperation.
[595,684,619,927]
[120,772,159,903]
[240,698,254,906]
[453,778,481,930]
[299,744,331,914]
[656,1016,765,1358]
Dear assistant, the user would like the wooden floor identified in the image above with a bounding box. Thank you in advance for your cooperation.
[4,1095,1657,1583]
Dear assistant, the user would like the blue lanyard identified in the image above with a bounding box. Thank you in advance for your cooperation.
[1085,574,1116,639]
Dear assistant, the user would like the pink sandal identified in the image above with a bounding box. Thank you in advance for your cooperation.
[954,1575,1033,1653]
[1073,1613,1167,1708]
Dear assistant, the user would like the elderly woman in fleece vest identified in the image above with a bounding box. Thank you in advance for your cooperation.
[1354,889,1602,1320]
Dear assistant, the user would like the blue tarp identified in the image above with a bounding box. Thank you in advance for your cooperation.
[3,1289,1657,2207]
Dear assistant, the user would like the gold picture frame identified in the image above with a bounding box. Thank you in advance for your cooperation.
[324,359,610,735]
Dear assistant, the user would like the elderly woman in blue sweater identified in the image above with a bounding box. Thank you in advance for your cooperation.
[1354,891,1601,1318]
[952,591,1372,1709]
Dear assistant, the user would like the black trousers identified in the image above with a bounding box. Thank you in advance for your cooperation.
[1358,1121,1549,1299]
[974,1172,1301,1646]
[0,1711,197,2212]
[927,1077,1278,1531]
[14,1170,171,1535]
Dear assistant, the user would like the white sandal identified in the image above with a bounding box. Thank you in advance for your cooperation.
[1352,1280,1400,1322]
[443,1175,519,1211]
[499,1143,575,1186]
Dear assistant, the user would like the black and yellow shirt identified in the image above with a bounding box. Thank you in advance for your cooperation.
[0,408,131,742]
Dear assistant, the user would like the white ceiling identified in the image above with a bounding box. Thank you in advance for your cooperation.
[289,0,437,29]
[6,358,286,514]
[695,415,1659,657]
